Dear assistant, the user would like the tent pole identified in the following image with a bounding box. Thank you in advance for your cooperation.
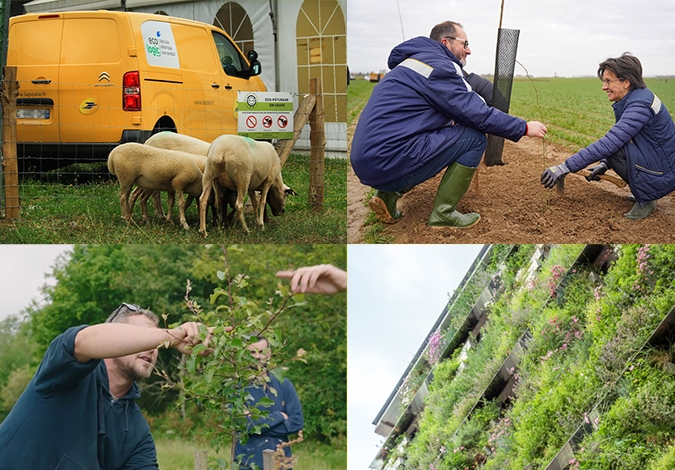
[268,0,280,91]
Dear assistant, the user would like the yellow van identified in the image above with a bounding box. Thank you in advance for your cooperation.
[7,11,266,168]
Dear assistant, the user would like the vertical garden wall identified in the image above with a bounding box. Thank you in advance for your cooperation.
[383,244,675,470]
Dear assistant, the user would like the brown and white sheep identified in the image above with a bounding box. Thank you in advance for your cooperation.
[198,135,295,236]
[107,143,206,230]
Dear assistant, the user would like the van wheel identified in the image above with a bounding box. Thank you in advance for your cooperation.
[151,117,177,135]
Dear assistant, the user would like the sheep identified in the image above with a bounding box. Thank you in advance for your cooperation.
[107,143,206,230]
[198,135,296,236]
[127,132,210,223]
[144,131,210,156]
[141,132,234,227]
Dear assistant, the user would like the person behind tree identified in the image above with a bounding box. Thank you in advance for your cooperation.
[235,336,304,470]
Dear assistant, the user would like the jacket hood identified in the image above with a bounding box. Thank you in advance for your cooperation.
[387,36,460,70]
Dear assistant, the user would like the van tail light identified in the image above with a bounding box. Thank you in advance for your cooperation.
[123,71,141,111]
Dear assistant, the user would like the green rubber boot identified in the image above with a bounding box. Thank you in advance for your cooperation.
[369,190,404,224]
[428,162,481,228]
[624,200,657,220]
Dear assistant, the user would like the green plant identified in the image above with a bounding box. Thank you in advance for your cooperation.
[156,248,308,469]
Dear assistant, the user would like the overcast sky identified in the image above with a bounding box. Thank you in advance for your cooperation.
[0,245,72,322]
[347,244,485,470]
[347,0,675,77]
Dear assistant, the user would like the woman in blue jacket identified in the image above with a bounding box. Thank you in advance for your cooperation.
[541,53,675,220]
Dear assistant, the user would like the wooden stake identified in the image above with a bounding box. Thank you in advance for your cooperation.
[275,93,317,168]
[308,77,325,211]
[1,66,19,219]
[194,450,208,470]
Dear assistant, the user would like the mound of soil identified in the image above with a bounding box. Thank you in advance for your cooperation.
[348,136,675,244]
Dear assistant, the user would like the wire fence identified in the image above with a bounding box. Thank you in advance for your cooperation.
[1,77,347,226]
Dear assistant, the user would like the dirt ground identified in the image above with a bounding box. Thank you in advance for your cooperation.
[348,132,675,244]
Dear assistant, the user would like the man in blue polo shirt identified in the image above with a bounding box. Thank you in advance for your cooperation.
[351,20,548,228]
[235,336,304,470]
[0,303,212,470]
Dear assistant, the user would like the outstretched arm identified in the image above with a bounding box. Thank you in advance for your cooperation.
[74,321,212,363]
[276,264,347,295]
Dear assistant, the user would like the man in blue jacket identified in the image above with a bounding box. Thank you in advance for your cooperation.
[541,53,675,220]
[0,303,212,470]
[235,337,304,470]
[351,20,547,228]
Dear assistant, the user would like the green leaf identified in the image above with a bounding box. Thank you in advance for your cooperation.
[258,397,275,407]
[187,355,197,374]
[192,343,208,355]
[217,270,226,281]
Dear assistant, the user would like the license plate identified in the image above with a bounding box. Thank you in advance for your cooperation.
[17,108,50,119]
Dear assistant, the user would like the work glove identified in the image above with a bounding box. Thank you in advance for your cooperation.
[585,161,609,181]
[540,162,570,189]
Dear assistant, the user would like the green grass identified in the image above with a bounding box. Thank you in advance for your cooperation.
[0,153,346,243]
[155,436,346,470]
[347,79,376,125]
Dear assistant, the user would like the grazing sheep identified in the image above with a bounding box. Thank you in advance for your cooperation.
[198,135,296,235]
[129,132,210,223]
[107,143,206,230]
[144,131,210,156]
[142,132,236,227]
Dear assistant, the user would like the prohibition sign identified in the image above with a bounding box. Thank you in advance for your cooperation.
[262,115,273,128]
[277,115,288,128]
[246,115,257,128]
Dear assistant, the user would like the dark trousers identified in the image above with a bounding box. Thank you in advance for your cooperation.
[606,147,628,183]
[375,127,487,192]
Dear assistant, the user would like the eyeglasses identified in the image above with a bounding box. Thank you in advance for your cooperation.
[107,302,140,323]
[602,78,623,86]
[444,36,470,49]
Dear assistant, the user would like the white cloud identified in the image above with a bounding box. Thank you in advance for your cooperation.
[0,245,73,321]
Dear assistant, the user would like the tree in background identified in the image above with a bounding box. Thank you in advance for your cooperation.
[4,244,345,446]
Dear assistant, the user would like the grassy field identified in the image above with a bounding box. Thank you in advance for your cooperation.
[347,75,675,243]
[155,436,346,470]
[348,79,377,127]
[510,76,675,151]
[0,152,347,244]
[348,76,675,149]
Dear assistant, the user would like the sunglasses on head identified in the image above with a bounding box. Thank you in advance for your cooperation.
[107,302,141,323]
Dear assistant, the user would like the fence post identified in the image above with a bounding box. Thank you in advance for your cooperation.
[262,449,275,470]
[308,77,325,211]
[194,450,208,470]
[275,93,316,168]
[1,66,19,219]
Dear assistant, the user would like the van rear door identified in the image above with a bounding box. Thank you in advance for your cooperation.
[8,14,63,146]
[57,14,130,147]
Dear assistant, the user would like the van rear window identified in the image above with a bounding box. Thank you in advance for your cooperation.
[10,20,63,65]
[61,18,121,65]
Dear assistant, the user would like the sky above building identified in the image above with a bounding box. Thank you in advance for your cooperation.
[348,0,675,77]
[348,244,485,469]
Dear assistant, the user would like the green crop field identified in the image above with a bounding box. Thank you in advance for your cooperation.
[347,76,675,153]
[510,76,675,151]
